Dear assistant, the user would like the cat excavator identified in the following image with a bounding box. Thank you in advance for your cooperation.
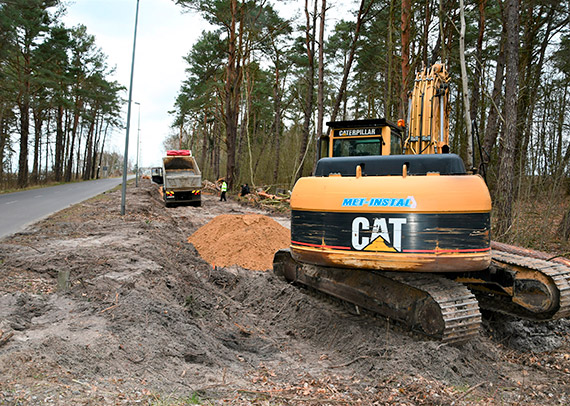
[273,64,570,343]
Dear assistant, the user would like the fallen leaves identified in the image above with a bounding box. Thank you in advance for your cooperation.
[233,371,499,406]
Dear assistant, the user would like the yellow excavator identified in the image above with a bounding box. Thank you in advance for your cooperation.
[273,64,570,343]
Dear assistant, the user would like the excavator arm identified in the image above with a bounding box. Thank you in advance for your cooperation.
[405,64,450,155]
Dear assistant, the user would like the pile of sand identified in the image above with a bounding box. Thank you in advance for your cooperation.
[188,214,290,271]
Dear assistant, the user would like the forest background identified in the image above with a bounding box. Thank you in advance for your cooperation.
[1,0,570,245]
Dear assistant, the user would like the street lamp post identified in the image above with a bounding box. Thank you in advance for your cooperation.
[135,101,140,187]
[121,0,140,215]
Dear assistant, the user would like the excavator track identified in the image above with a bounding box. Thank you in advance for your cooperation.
[456,250,570,320]
[273,249,481,344]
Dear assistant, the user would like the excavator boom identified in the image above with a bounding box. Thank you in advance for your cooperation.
[405,64,450,154]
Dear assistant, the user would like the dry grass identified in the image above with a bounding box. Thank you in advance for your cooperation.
[493,188,570,255]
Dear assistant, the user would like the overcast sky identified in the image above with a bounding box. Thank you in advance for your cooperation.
[60,0,353,168]
[61,0,210,167]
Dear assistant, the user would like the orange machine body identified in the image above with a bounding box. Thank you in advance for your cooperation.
[289,168,491,273]
[294,115,491,273]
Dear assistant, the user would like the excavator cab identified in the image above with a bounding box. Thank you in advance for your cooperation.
[318,65,450,161]
[318,118,402,161]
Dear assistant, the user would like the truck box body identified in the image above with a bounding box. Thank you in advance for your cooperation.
[161,153,202,206]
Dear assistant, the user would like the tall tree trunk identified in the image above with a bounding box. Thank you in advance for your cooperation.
[96,121,110,179]
[514,0,535,171]
[470,0,486,145]
[83,113,96,180]
[438,0,445,62]
[91,115,102,179]
[421,0,430,67]
[330,0,373,122]
[295,0,317,182]
[553,85,569,183]
[558,81,570,243]
[400,0,411,118]
[54,104,64,181]
[272,52,283,184]
[64,129,75,182]
[481,6,506,169]
[64,109,71,175]
[224,0,241,189]
[517,7,558,181]
[459,0,472,168]
[495,0,520,238]
[17,99,30,188]
[314,0,326,169]
[32,109,42,184]
[385,0,395,119]
[241,60,254,185]
[0,108,6,184]
[65,97,82,182]
[200,112,208,175]
[215,123,221,180]
[17,38,32,188]
[44,115,51,183]
[75,125,82,179]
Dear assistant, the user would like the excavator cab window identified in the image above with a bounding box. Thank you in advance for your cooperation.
[332,137,383,157]
[355,139,382,156]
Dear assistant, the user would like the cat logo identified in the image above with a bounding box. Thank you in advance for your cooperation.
[351,216,406,252]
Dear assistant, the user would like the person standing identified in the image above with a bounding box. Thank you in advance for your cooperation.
[220,179,227,201]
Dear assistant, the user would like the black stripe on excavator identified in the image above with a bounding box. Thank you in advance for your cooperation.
[291,210,490,253]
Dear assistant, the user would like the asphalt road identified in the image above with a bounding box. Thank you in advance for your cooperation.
[0,177,133,240]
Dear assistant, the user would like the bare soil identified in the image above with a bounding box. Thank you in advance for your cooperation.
[1,180,569,405]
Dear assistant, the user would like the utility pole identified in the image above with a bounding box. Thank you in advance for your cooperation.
[121,0,140,215]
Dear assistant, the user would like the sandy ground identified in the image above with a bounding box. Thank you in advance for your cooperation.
[0,179,569,405]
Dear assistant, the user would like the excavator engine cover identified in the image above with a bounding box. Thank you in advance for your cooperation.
[290,154,492,273]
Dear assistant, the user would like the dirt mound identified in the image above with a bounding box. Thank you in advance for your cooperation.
[188,214,290,271]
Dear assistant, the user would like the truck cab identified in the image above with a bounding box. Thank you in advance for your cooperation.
[151,167,163,185]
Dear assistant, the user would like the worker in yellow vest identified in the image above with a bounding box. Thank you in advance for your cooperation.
[220,179,227,202]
